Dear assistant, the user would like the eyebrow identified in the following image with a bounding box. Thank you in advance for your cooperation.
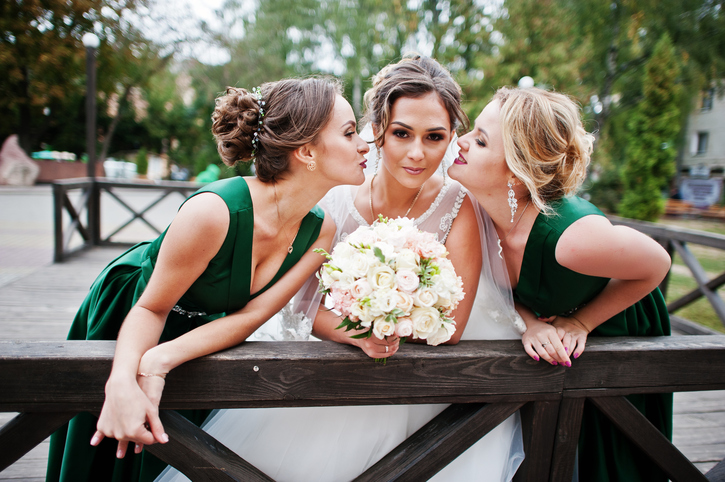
[477,127,489,140]
[342,120,356,129]
[391,121,448,132]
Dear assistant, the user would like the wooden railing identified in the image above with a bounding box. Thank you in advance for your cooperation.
[1,337,724,481]
[611,216,725,333]
[53,178,198,262]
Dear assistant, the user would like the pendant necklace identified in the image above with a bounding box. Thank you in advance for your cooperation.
[497,200,531,259]
[273,182,296,254]
[369,173,425,222]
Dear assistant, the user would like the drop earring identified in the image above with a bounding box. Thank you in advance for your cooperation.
[374,147,380,174]
[507,180,518,222]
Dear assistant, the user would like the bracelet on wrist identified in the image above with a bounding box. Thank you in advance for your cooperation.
[138,372,166,379]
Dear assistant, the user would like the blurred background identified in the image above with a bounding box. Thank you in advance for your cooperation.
[1,0,724,219]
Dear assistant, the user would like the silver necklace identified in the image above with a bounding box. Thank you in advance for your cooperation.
[369,173,424,222]
[273,182,295,254]
[497,200,531,259]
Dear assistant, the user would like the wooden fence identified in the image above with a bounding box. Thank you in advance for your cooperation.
[611,216,725,333]
[53,178,198,262]
[1,337,724,481]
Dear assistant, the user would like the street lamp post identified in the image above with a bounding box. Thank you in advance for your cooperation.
[82,32,100,245]
[82,32,99,179]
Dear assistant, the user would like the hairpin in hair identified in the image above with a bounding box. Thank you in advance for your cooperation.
[251,86,265,158]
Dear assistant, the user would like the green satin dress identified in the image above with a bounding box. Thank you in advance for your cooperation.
[513,196,671,482]
[46,176,325,482]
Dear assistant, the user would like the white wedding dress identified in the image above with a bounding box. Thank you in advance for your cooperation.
[157,178,526,482]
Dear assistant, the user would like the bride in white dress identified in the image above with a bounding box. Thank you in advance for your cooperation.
[157,55,525,482]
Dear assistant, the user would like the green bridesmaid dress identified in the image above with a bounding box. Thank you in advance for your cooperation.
[46,176,325,482]
[513,195,671,482]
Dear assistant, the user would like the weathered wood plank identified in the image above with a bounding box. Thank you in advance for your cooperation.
[706,457,725,481]
[145,411,273,482]
[549,398,585,482]
[591,396,707,482]
[0,412,76,472]
[513,400,560,482]
[353,402,523,482]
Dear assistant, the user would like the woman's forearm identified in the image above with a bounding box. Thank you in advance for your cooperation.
[108,306,168,382]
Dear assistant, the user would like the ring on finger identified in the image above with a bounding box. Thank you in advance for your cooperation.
[541,342,550,347]
[385,346,389,353]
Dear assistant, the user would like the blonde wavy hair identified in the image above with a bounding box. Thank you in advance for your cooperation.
[494,87,594,215]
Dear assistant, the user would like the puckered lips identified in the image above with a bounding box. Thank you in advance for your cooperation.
[454,154,467,165]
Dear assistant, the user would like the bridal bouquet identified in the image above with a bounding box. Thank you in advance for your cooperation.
[315,217,464,346]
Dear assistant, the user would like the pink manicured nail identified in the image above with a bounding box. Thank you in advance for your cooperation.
[574,353,579,359]
[533,355,540,361]
[90,435,99,446]
[117,449,124,458]
[551,361,558,366]
[565,361,572,367]
[565,347,569,352]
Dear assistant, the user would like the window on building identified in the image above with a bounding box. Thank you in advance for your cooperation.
[697,132,709,155]
[701,88,714,111]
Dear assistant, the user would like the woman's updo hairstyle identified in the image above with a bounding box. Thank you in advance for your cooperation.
[211,77,342,182]
[363,53,468,146]
[494,86,594,215]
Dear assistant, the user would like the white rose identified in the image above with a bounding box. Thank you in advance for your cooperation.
[351,303,375,326]
[331,241,355,259]
[347,230,376,250]
[346,252,374,279]
[335,271,356,290]
[368,265,397,290]
[426,321,456,346]
[349,278,373,299]
[396,268,420,293]
[394,249,420,271]
[413,287,439,308]
[393,291,414,315]
[369,288,397,316]
[372,317,396,339]
[410,306,440,339]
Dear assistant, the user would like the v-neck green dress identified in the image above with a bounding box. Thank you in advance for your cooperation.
[46,176,325,482]
[513,196,671,482]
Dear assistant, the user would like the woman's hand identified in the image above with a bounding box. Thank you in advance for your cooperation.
[353,332,400,359]
[521,318,571,366]
[90,374,168,458]
[552,316,590,360]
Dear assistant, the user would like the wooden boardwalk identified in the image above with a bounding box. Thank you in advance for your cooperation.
[0,247,723,480]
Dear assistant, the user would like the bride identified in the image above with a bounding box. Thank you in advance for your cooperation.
[157,55,526,482]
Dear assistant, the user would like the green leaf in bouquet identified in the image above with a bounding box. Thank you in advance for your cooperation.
[373,246,386,264]
[350,331,372,339]
[313,248,332,260]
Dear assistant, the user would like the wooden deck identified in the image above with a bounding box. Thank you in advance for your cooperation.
[0,247,724,480]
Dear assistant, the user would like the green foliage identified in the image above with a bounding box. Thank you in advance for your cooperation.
[135,147,148,175]
[619,34,681,221]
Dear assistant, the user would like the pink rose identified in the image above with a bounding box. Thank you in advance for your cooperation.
[396,269,420,293]
[395,317,413,337]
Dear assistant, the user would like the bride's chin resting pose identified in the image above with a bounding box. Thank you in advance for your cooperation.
[46,77,371,482]
[449,86,672,482]
[158,55,526,482]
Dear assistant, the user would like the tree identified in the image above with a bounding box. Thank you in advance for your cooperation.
[0,1,100,151]
[619,34,682,220]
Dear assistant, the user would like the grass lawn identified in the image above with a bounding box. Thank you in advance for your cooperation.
[656,216,725,333]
